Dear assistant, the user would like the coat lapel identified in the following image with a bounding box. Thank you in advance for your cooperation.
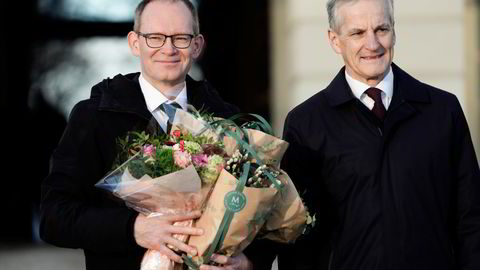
[323,64,431,137]
[97,73,152,120]
[383,63,431,136]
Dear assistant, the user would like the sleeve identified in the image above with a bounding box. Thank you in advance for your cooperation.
[452,98,480,270]
[39,101,141,254]
[276,110,334,270]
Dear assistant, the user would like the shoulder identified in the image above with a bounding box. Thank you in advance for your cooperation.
[67,72,141,126]
[393,63,462,113]
[286,89,329,124]
[90,72,140,99]
[186,76,240,118]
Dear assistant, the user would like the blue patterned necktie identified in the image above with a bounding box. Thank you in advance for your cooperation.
[161,102,182,133]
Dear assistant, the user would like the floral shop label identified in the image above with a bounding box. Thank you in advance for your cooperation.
[224,191,247,213]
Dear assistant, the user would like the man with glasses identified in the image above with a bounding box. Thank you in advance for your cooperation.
[40,1,248,269]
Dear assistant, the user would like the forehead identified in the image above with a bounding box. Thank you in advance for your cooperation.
[140,1,194,33]
[337,0,391,30]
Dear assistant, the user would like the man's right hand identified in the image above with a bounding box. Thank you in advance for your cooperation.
[133,211,203,263]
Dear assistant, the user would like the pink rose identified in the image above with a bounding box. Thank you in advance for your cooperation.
[192,154,208,167]
[143,144,156,157]
[173,150,192,168]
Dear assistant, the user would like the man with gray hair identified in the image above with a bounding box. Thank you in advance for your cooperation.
[245,0,480,269]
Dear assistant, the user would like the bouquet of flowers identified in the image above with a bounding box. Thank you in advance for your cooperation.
[95,106,227,270]
[96,105,314,270]
[183,114,315,268]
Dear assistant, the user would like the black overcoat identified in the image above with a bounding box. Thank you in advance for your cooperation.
[40,73,238,270]
[247,63,480,270]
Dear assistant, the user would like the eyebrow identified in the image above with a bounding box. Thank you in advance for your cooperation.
[346,23,391,34]
[346,27,365,34]
[375,23,391,29]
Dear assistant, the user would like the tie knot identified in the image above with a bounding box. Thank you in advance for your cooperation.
[160,102,181,121]
[162,101,181,110]
[160,102,182,134]
[365,87,383,102]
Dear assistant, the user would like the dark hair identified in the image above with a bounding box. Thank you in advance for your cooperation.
[133,0,200,35]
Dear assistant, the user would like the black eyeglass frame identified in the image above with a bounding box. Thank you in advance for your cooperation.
[135,31,196,49]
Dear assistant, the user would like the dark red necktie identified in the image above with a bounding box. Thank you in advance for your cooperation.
[365,87,386,121]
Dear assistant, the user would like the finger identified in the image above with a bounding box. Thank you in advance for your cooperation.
[164,236,198,256]
[167,224,203,236]
[210,254,230,265]
[167,210,202,221]
[158,245,183,264]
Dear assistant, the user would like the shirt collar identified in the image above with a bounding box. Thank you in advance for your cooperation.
[139,73,188,112]
[345,66,394,99]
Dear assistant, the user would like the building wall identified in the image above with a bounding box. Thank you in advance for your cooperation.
[270,0,479,158]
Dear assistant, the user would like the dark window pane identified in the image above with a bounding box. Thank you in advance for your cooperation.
[38,0,139,22]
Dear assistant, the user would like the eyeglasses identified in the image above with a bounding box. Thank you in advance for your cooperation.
[136,32,195,49]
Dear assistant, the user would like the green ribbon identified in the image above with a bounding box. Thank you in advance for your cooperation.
[226,113,274,136]
[183,163,251,269]
[183,113,282,269]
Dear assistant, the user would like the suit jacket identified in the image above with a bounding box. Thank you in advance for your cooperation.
[247,63,480,270]
[40,73,238,270]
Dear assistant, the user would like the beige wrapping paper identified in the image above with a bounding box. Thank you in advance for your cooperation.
[188,169,279,258]
[171,109,219,141]
[114,165,203,214]
[223,129,289,168]
[113,166,207,270]
[260,171,307,243]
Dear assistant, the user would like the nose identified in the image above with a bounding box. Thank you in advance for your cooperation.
[161,37,177,55]
[365,30,380,51]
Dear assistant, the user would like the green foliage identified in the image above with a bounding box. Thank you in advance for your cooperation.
[149,148,180,178]
[112,131,171,170]
[177,131,218,146]
[128,158,150,179]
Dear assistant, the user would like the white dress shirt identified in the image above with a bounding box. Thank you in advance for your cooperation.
[139,74,188,132]
[345,67,394,110]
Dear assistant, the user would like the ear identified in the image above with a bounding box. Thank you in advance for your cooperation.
[128,31,140,57]
[190,34,205,59]
[392,28,396,46]
[328,29,342,55]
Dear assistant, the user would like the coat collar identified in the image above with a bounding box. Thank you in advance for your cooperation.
[323,63,431,108]
[94,73,212,120]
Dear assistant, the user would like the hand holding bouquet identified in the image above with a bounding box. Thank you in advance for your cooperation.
[95,106,315,270]
[96,108,227,270]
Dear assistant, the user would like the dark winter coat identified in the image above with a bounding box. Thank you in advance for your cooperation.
[246,63,480,270]
[40,73,238,270]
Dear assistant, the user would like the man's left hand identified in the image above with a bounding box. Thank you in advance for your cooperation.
[199,253,252,270]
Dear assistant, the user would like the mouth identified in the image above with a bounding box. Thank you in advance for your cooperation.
[361,53,384,61]
[155,60,181,64]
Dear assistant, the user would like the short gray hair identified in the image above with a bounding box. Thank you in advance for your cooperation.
[326,0,394,32]
[133,0,200,35]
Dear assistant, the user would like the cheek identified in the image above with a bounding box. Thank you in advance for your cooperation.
[180,51,193,64]
[381,36,395,50]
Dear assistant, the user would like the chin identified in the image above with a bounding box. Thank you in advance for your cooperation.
[363,67,389,78]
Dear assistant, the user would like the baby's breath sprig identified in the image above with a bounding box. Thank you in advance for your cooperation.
[225,149,283,188]
[247,164,283,188]
[225,149,249,177]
